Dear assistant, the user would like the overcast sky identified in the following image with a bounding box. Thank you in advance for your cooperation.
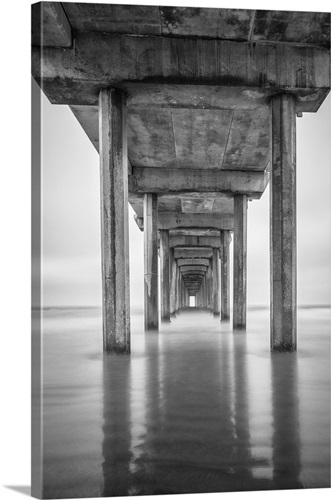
[38,8,330,309]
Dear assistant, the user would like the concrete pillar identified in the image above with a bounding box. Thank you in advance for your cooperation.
[208,264,213,312]
[160,230,171,322]
[144,193,158,330]
[201,273,207,309]
[212,248,220,316]
[175,264,180,312]
[170,249,176,316]
[220,230,231,320]
[99,88,130,353]
[196,287,200,308]
[182,280,185,308]
[270,94,297,351]
[233,195,247,328]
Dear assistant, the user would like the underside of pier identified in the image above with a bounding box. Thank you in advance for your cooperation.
[32,2,330,352]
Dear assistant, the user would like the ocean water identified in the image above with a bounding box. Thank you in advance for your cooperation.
[37,306,330,498]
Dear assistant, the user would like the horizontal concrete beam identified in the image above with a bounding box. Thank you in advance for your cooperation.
[169,235,221,248]
[179,265,208,272]
[129,167,268,198]
[178,258,210,266]
[170,229,221,237]
[181,271,206,277]
[158,212,234,230]
[32,33,330,110]
[174,247,213,259]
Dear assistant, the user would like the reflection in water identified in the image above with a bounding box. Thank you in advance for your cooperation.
[271,353,302,489]
[102,355,132,496]
[42,307,330,497]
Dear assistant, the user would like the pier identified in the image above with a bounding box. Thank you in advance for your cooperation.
[32,3,330,353]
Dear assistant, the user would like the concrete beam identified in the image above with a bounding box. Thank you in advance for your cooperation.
[170,229,220,237]
[33,33,330,110]
[169,235,221,248]
[129,167,268,198]
[174,247,213,259]
[144,194,159,330]
[158,213,234,230]
[178,258,210,267]
[180,271,206,277]
[99,89,130,353]
[179,265,208,273]
[270,94,297,351]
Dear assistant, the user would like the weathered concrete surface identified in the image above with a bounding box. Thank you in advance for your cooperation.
[63,3,162,36]
[129,168,268,197]
[160,230,171,322]
[174,247,213,259]
[36,4,330,48]
[178,258,210,267]
[233,195,247,328]
[181,270,206,276]
[270,94,297,351]
[170,229,220,237]
[212,249,221,315]
[169,235,220,248]
[158,213,234,230]
[99,89,130,353]
[130,192,233,216]
[32,2,72,47]
[144,194,159,330]
[179,265,208,273]
[33,33,330,109]
[221,230,231,320]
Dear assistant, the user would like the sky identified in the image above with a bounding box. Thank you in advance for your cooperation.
[37,5,330,309]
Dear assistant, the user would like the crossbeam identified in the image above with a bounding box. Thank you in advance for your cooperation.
[33,33,330,111]
[129,167,268,198]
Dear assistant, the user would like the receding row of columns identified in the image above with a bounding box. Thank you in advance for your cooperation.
[143,201,235,329]
[99,88,297,353]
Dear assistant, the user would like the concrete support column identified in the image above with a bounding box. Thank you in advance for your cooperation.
[208,264,213,311]
[175,265,180,312]
[220,230,231,320]
[99,88,130,353]
[233,195,247,328]
[170,249,176,316]
[212,248,220,316]
[160,230,171,322]
[202,277,207,309]
[196,288,200,307]
[144,193,159,330]
[181,278,185,309]
[270,93,297,351]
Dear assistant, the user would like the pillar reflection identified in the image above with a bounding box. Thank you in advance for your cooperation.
[271,353,302,489]
[102,355,132,496]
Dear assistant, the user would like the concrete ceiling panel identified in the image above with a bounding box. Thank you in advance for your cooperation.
[127,109,177,168]
[171,109,233,169]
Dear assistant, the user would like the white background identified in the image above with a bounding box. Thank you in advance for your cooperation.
[0,0,330,499]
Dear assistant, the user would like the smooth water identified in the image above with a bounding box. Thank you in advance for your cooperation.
[37,307,330,498]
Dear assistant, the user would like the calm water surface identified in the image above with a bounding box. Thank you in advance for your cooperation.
[39,307,330,498]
